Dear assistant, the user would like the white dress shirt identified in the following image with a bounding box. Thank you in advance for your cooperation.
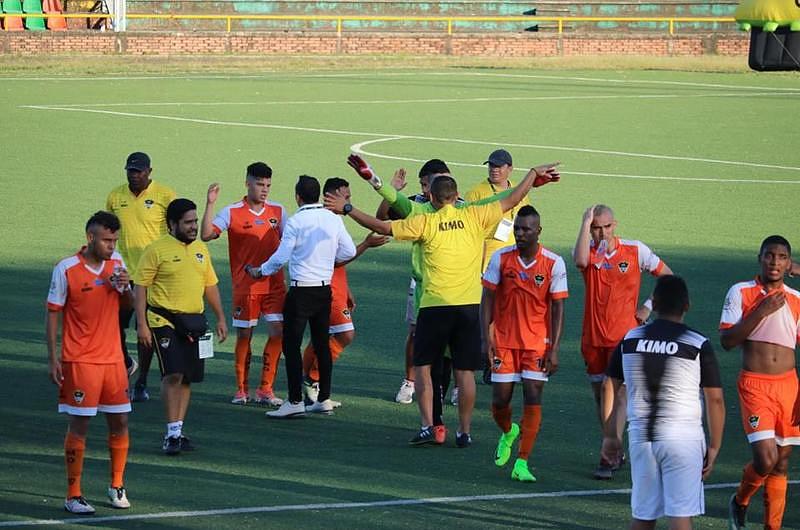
[259,203,356,283]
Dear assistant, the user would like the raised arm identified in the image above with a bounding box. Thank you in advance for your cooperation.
[201,183,221,242]
[498,162,560,213]
[573,205,596,269]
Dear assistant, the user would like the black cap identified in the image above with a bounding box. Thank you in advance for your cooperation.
[125,152,151,171]
[483,149,512,167]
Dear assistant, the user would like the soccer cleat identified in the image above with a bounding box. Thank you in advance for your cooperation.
[107,486,130,509]
[303,379,320,404]
[455,431,472,448]
[593,459,614,480]
[64,496,95,514]
[131,385,149,403]
[231,390,249,404]
[728,493,748,530]
[254,389,284,407]
[511,458,537,482]
[433,424,447,444]
[450,387,459,406]
[179,435,195,452]
[395,379,415,404]
[126,357,138,378]
[409,426,435,446]
[305,399,334,415]
[494,423,520,467]
[162,436,181,456]
[266,400,306,418]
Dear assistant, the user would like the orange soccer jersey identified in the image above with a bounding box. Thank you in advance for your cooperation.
[719,278,800,350]
[580,237,664,348]
[212,198,286,295]
[47,249,125,364]
[482,245,568,351]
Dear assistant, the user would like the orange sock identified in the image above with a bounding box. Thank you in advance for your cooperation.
[108,432,129,488]
[735,462,768,506]
[65,432,86,498]
[518,404,542,460]
[304,337,346,382]
[491,404,512,433]
[259,335,282,391]
[763,473,788,530]
[233,336,251,393]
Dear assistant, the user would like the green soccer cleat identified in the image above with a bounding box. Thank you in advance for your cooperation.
[494,423,520,467]
[511,458,536,482]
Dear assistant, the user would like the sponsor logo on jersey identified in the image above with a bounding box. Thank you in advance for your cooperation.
[73,390,85,404]
[81,282,93,292]
[438,220,465,231]
[618,261,629,273]
[195,253,204,264]
[748,415,760,429]
[534,274,545,286]
[635,339,679,355]
[242,223,253,230]
[144,199,155,209]
[172,256,181,262]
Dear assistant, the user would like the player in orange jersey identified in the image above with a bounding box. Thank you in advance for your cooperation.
[46,211,134,514]
[201,162,286,407]
[302,177,389,406]
[721,235,800,530]
[573,204,672,479]
[482,206,567,482]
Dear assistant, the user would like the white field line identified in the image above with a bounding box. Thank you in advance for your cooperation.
[22,105,800,174]
[350,138,800,184]
[3,480,796,527]
[18,90,800,108]
[3,70,800,93]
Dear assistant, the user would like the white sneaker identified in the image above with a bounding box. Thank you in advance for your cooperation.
[305,399,334,414]
[304,380,320,403]
[107,486,131,509]
[450,386,459,406]
[64,496,95,514]
[395,379,415,404]
[266,400,306,418]
[329,399,342,409]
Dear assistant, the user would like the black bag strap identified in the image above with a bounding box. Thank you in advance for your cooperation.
[147,305,176,325]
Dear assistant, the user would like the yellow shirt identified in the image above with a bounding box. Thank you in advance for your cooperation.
[391,202,503,308]
[465,179,530,271]
[133,235,218,328]
[106,181,176,277]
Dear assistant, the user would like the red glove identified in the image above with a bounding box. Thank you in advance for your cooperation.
[347,154,383,189]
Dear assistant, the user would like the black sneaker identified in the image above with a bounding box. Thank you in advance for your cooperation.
[179,435,195,452]
[409,426,435,446]
[593,460,613,480]
[455,431,472,448]
[728,493,747,529]
[162,436,181,456]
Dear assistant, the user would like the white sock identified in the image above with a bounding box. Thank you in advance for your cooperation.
[166,421,182,439]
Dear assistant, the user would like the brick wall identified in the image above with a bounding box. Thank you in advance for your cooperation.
[0,31,749,57]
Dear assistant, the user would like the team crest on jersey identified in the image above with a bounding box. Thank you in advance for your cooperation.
[73,390,85,404]
[618,261,629,273]
[144,199,155,209]
[534,274,545,286]
[159,337,171,349]
[195,253,204,264]
[269,218,279,228]
[748,415,760,429]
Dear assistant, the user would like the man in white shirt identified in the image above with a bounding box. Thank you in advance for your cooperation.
[248,175,356,418]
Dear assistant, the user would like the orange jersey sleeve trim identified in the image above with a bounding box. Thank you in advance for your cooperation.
[551,290,568,300]
[651,260,665,276]
[47,302,64,312]
[481,278,498,290]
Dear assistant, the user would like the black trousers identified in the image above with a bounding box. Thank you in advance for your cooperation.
[282,285,332,404]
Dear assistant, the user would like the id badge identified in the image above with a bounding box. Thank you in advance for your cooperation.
[198,333,214,359]
[493,218,513,242]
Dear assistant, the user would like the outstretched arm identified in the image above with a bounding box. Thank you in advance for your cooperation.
[498,162,560,213]
[324,189,394,235]
[337,232,391,267]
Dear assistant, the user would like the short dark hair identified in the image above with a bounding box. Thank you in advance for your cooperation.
[517,205,540,218]
[652,275,689,317]
[419,159,450,179]
[85,211,121,233]
[430,175,458,203]
[760,235,791,256]
[295,175,320,204]
[247,162,272,180]
[166,198,197,226]
[323,177,350,195]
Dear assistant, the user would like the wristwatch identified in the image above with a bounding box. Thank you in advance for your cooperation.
[342,203,353,216]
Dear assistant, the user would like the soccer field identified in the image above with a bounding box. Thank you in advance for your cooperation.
[0,61,799,529]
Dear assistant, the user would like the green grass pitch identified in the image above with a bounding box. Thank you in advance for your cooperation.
[0,63,798,529]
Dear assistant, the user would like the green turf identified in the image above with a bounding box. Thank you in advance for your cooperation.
[0,63,798,529]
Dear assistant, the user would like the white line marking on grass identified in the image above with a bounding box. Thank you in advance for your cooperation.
[22,105,800,174]
[19,91,799,108]
[2,481,796,527]
[350,139,800,184]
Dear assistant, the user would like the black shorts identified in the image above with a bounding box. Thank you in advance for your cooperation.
[413,304,482,371]
[152,326,204,383]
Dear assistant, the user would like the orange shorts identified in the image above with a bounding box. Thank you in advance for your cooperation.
[58,361,131,416]
[491,347,548,383]
[581,344,616,382]
[738,370,800,446]
[232,289,286,328]
[329,302,354,334]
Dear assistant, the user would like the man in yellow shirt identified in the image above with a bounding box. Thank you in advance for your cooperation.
[106,152,176,401]
[465,149,531,272]
[134,198,227,455]
[327,158,559,446]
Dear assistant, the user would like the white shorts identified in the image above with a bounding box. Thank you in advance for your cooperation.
[630,439,705,520]
[405,278,417,326]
